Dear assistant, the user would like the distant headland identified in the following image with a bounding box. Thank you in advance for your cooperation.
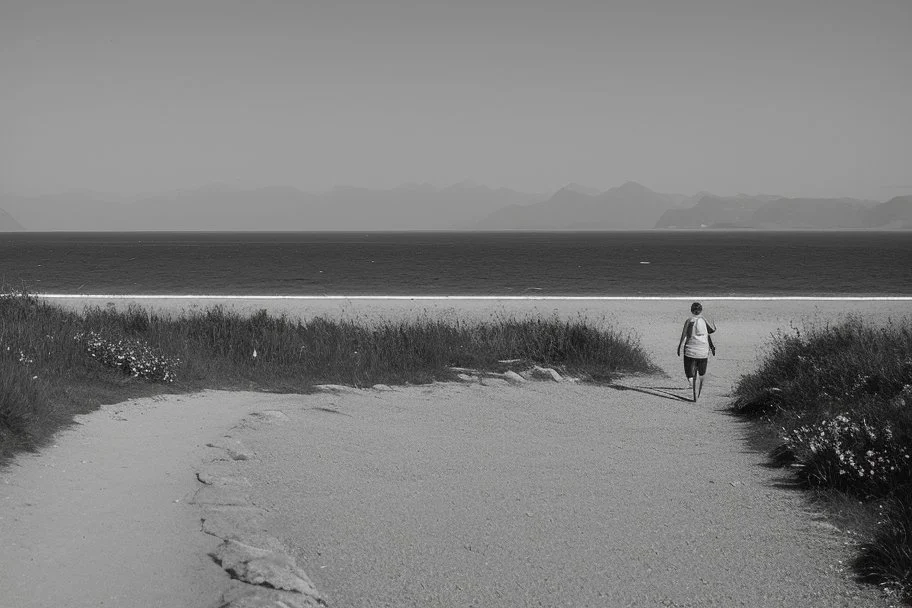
[2,182,910,231]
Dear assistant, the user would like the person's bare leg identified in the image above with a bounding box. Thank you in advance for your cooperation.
[691,360,699,402]
[696,370,704,400]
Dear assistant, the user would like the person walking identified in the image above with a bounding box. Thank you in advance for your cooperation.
[677,301,716,402]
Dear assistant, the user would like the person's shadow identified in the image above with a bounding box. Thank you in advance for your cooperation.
[607,383,692,403]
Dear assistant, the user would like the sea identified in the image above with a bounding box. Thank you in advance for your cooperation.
[1,231,911,298]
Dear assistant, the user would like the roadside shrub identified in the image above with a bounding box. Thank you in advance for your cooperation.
[731,316,912,598]
[734,322,912,418]
[732,317,912,498]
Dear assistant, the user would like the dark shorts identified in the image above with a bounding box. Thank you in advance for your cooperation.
[684,356,708,377]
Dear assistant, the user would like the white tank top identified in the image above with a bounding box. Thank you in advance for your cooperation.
[684,316,710,358]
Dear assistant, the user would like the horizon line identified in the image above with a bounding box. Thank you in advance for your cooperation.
[33,294,912,301]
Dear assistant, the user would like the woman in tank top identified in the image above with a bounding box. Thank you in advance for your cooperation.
[676,302,716,401]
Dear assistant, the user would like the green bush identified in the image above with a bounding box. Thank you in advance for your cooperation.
[731,316,912,599]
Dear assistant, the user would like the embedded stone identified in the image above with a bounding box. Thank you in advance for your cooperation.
[211,540,321,598]
[502,371,526,383]
[206,439,254,461]
[314,384,357,393]
[480,377,509,387]
[530,366,563,382]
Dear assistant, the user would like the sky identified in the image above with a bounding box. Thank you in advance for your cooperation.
[1,0,910,199]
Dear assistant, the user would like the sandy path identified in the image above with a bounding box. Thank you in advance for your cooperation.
[1,300,907,607]
[219,384,881,607]
[0,391,294,608]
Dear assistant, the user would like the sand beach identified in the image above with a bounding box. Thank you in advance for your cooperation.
[1,298,908,607]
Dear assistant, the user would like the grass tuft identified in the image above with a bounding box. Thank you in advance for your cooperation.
[854,494,912,603]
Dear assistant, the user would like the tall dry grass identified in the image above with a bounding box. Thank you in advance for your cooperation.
[1,292,657,461]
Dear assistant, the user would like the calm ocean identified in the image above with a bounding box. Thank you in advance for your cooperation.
[1,231,910,297]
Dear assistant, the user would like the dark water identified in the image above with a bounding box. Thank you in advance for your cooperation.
[1,231,910,297]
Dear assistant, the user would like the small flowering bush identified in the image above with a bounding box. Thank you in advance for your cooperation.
[75,331,179,383]
[785,413,912,496]
[732,316,912,599]
[733,318,912,498]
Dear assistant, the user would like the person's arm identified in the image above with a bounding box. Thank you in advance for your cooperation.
[708,334,716,356]
[677,321,689,356]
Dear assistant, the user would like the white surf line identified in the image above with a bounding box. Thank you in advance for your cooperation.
[34,294,912,301]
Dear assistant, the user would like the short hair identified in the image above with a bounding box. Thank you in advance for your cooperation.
[690,302,702,314]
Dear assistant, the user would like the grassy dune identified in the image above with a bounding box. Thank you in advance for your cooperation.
[731,317,912,602]
[0,291,657,460]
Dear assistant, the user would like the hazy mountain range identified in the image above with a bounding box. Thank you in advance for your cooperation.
[478,181,689,230]
[1,182,910,231]
[654,193,912,229]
